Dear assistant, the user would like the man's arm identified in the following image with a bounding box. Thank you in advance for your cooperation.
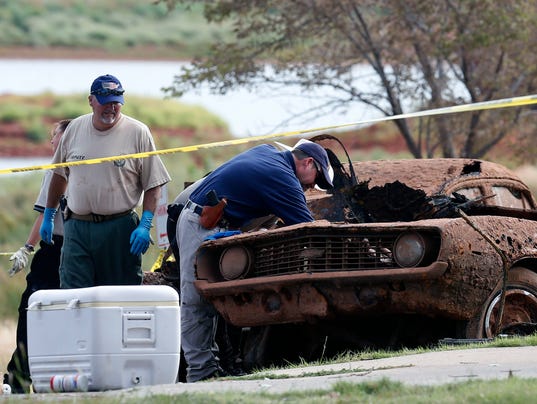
[141,185,161,214]
[40,173,67,244]
[45,173,68,209]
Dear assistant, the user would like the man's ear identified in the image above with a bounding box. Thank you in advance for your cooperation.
[297,157,309,169]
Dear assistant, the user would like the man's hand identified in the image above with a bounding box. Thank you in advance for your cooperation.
[9,244,33,277]
[130,211,154,255]
[39,207,57,244]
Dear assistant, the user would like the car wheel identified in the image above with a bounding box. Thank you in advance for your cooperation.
[466,266,537,339]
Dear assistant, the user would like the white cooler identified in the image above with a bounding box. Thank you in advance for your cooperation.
[27,285,180,392]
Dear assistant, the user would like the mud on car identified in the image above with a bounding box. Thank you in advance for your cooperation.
[194,140,537,369]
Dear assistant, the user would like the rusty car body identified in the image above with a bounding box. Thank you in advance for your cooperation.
[194,156,537,367]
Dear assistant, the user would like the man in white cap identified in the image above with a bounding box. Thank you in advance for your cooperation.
[177,138,332,382]
[40,74,171,288]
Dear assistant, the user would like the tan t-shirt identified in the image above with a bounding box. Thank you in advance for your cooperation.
[52,113,171,215]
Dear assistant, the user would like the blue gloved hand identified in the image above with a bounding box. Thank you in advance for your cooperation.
[204,230,241,241]
[40,207,57,245]
[130,210,153,255]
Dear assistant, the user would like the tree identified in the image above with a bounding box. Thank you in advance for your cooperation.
[161,0,537,159]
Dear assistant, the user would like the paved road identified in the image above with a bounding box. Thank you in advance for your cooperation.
[102,346,537,399]
[14,346,537,400]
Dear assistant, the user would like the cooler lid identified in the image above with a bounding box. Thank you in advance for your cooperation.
[27,285,179,310]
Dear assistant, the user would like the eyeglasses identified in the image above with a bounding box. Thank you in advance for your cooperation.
[311,159,322,183]
[312,159,321,173]
[91,89,125,96]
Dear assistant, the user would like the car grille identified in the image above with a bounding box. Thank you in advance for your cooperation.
[252,232,401,277]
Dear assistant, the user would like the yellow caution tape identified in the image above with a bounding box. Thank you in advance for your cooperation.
[150,249,166,272]
[1,93,536,176]
[2,93,537,259]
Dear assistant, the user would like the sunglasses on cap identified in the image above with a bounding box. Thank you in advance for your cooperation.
[91,88,125,96]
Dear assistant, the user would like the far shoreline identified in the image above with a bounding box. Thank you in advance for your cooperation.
[0,46,191,62]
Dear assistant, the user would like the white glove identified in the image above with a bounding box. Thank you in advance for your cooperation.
[8,245,33,277]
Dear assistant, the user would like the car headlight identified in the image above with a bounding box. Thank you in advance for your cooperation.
[393,232,426,267]
[219,246,252,280]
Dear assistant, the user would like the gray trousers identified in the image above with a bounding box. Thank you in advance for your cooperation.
[177,207,222,382]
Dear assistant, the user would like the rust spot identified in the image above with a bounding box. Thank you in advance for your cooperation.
[263,293,281,313]
[462,161,482,175]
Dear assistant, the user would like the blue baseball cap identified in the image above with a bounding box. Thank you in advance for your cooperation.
[293,139,333,189]
[90,74,125,105]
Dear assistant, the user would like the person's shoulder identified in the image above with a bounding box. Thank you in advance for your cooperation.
[121,114,150,130]
[68,114,92,128]
[69,113,90,123]
[62,114,91,137]
[250,144,279,154]
[258,144,278,150]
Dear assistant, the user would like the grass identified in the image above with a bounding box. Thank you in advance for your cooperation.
[237,333,537,381]
[0,93,230,143]
[0,1,232,60]
[56,379,537,403]
[0,339,535,402]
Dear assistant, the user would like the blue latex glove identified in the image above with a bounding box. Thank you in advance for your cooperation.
[130,210,153,255]
[40,207,57,245]
[204,230,241,241]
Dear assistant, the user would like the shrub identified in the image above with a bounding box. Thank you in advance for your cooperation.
[23,119,48,143]
[0,105,27,123]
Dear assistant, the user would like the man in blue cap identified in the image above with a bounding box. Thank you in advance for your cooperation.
[40,74,171,288]
[177,138,333,382]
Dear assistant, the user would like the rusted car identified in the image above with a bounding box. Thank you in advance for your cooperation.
[194,152,537,368]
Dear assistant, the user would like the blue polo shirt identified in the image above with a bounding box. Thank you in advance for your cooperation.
[189,144,314,228]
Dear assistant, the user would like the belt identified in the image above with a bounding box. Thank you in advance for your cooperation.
[184,199,238,230]
[184,200,203,216]
[70,210,133,223]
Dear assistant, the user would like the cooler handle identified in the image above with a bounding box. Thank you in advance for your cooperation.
[122,312,156,346]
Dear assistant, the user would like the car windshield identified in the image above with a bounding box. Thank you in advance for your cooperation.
[491,186,532,209]
[453,186,532,210]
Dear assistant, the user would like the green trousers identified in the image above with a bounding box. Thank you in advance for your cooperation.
[60,211,142,288]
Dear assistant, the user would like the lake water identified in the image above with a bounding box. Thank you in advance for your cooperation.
[0,59,378,138]
[0,157,52,171]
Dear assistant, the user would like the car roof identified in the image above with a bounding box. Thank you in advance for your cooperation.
[348,158,530,196]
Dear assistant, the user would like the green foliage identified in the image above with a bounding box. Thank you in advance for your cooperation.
[0,93,230,144]
[0,272,25,319]
[0,0,232,59]
[48,95,92,120]
[0,173,43,318]
[0,104,27,123]
[0,97,44,123]
[163,0,537,161]
[23,118,47,143]
[122,96,228,132]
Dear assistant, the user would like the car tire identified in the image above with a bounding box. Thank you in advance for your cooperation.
[466,266,537,339]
